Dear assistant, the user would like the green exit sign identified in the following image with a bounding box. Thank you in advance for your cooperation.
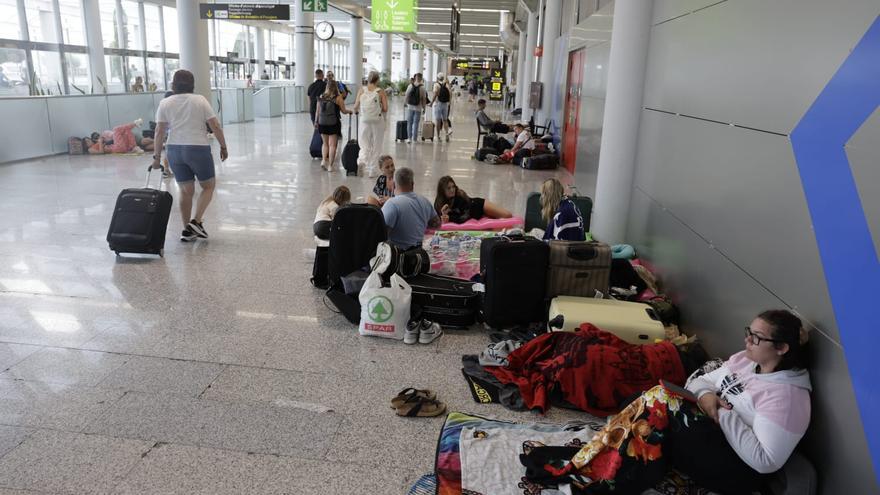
[372,0,417,33]
[302,0,327,12]
[412,43,422,50]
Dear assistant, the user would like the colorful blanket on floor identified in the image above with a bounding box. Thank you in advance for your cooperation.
[423,231,497,280]
[485,325,686,415]
[436,216,524,231]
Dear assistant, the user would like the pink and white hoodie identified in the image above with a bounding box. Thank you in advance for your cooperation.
[686,351,812,474]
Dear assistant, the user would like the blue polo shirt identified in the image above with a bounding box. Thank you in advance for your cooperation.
[382,192,438,249]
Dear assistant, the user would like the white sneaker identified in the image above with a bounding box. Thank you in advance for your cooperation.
[406,139,412,144]
[418,319,443,344]
[404,321,420,345]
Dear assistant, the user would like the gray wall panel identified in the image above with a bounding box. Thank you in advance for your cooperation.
[626,188,879,494]
[847,109,880,262]
[652,0,725,25]
[642,0,879,134]
[573,42,610,199]
[633,110,839,343]
[107,94,157,133]
[0,100,53,163]
[45,96,111,155]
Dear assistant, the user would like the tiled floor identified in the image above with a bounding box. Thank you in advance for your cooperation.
[0,95,581,494]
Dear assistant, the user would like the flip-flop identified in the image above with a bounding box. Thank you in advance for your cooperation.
[390,388,437,409]
[394,397,447,418]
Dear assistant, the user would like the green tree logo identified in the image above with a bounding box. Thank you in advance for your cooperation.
[368,296,394,323]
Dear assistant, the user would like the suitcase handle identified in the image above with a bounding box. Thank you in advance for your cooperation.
[566,245,599,261]
[645,307,660,322]
[145,165,165,190]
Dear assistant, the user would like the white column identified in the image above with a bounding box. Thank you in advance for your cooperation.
[402,38,411,79]
[592,0,654,244]
[294,2,314,86]
[177,0,211,100]
[349,16,364,93]
[537,0,562,123]
[516,28,528,109]
[255,27,265,79]
[522,12,539,123]
[327,42,335,76]
[381,33,393,77]
[416,46,424,76]
[426,49,434,83]
[81,0,107,92]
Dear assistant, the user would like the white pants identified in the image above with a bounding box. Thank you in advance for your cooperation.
[358,119,386,175]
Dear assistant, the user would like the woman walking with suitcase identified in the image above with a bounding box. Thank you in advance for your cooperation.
[150,70,228,242]
[353,71,388,178]
[316,81,353,172]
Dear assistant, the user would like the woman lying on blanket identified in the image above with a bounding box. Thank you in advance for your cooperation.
[521,309,811,495]
[433,176,512,224]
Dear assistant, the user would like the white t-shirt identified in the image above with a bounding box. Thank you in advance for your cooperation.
[314,200,340,223]
[515,130,535,150]
[155,93,216,146]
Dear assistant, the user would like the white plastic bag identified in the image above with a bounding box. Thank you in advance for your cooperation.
[358,271,411,340]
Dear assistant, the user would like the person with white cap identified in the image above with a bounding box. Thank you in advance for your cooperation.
[428,73,453,142]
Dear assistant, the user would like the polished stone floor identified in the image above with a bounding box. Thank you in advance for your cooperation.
[0,95,580,494]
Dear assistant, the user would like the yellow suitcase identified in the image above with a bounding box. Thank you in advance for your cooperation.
[547,296,665,344]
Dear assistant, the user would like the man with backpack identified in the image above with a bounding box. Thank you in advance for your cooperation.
[428,73,453,142]
[307,69,327,124]
[404,73,428,143]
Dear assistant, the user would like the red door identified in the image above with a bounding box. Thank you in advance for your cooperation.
[562,49,585,173]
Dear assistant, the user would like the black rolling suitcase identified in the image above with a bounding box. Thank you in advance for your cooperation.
[341,114,359,176]
[107,166,172,257]
[521,153,559,170]
[395,120,408,141]
[310,127,322,159]
[479,236,550,329]
[408,273,480,329]
[311,246,330,289]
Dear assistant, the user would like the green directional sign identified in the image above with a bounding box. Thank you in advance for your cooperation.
[302,0,328,13]
[372,0,417,33]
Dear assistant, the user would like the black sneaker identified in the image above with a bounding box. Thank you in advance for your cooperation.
[180,228,197,242]
[161,166,173,179]
[188,220,208,239]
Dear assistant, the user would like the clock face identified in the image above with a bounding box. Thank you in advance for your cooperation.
[315,21,334,41]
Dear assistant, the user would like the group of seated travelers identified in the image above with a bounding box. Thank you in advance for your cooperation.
[475,99,538,163]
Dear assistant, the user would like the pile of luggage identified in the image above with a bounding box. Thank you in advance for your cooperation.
[475,133,560,170]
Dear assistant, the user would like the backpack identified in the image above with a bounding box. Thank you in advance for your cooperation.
[437,83,450,103]
[360,88,382,121]
[317,98,338,127]
[406,85,421,106]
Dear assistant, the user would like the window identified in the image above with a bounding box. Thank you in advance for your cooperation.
[121,1,142,50]
[147,57,164,90]
[99,0,121,48]
[31,50,64,94]
[0,47,28,95]
[272,31,290,63]
[0,0,20,40]
[144,4,162,52]
[24,0,58,43]
[58,0,86,46]
[104,54,125,92]
[127,56,144,91]
[66,53,91,94]
[165,57,178,86]
[163,6,179,53]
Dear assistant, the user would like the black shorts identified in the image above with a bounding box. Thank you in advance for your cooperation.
[318,123,341,136]
[313,220,331,240]
[469,197,486,219]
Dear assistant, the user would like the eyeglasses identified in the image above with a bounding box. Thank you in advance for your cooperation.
[744,327,783,346]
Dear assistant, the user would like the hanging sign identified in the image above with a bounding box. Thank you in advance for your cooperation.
[371,0,417,33]
[200,4,290,21]
[302,0,328,13]
[489,68,505,101]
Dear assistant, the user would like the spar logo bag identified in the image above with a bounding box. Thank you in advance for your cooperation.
[358,270,411,340]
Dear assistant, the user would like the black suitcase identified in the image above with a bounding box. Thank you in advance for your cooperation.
[395,120,408,141]
[521,153,559,170]
[482,133,500,149]
[341,114,359,176]
[480,236,550,329]
[311,246,330,289]
[524,192,593,232]
[107,166,172,256]
[409,273,480,329]
[475,147,497,161]
[310,127,322,159]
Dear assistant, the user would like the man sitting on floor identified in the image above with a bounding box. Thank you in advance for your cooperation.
[475,99,511,133]
[382,167,441,250]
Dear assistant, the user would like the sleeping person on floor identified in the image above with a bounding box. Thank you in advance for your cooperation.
[519,309,812,495]
[433,176,513,225]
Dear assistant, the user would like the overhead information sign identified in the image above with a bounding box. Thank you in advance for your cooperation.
[450,6,460,52]
[372,0,417,33]
[302,0,328,13]
[200,4,290,21]
[489,68,505,101]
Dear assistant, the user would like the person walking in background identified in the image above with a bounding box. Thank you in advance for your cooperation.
[316,80,352,172]
[151,70,229,242]
[353,71,388,178]
[429,73,453,142]
[307,69,327,124]
[404,73,428,144]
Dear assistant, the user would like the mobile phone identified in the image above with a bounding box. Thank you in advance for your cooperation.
[660,379,699,403]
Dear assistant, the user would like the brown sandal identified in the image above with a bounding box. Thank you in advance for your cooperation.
[390,388,437,409]
[394,396,447,417]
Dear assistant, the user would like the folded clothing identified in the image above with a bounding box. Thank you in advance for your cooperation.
[478,339,522,367]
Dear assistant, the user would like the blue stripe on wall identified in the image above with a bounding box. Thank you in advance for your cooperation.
[790,14,880,480]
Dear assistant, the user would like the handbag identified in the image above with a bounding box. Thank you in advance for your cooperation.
[371,242,430,279]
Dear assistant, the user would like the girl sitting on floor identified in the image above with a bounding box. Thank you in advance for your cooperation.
[540,178,585,241]
[433,176,512,224]
[313,186,351,240]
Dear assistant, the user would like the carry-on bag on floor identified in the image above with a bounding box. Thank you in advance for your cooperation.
[475,147,497,161]
[107,165,173,257]
[309,127,323,159]
[480,236,550,329]
[521,153,559,170]
[311,246,330,289]
[395,120,408,141]
[547,296,665,344]
[546,240,611,298]
[524,192,593,232]
[421,115,435,141]
[408,273,480,328]
[341,114,360,176]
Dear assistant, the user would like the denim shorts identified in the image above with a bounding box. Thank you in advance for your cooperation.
[166,145,215,183]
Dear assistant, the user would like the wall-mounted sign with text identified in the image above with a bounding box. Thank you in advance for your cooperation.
[199,4,290,21]
[372,0,417,33]
[489,68,505,101]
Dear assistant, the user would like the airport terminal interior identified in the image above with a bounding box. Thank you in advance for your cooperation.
[0,0,878,494]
